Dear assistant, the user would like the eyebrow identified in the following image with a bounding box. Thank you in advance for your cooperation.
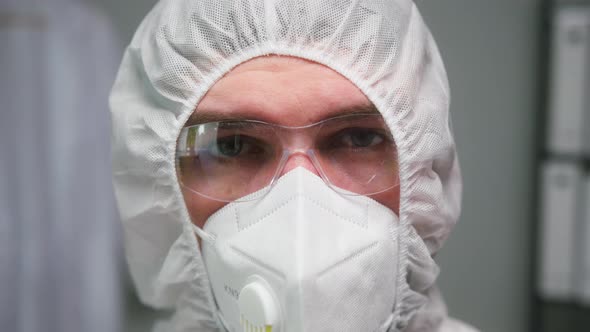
[184,103,381,127]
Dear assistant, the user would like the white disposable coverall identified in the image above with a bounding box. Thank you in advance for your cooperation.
[109,0,479,331]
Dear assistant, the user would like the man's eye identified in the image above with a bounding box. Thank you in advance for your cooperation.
[214,135,243,157]
[339,129,385,148]
[207,135,268,159]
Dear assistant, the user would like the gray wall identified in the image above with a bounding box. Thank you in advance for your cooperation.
[94,1,542,331]
[91,0,157,49]
[417,1,541,331]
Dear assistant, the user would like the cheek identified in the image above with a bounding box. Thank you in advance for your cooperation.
[182,188,227,229]
[370,184,400,217]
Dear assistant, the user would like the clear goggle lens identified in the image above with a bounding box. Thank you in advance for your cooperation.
[176,113,398,202]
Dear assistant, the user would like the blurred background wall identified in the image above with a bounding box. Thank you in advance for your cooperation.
[1,0,122,331]
[418,1,542,331]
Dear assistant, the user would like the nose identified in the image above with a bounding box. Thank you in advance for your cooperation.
[279,152,321,177]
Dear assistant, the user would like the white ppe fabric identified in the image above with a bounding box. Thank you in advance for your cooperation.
[200,167,400,332]
[110,0,476,331]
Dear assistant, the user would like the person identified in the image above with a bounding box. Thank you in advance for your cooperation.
[110,0,479,331]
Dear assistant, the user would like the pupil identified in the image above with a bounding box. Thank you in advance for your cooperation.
[218,136,242,156]
[351,131,375,147]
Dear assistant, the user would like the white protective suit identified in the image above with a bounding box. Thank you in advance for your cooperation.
[110,0,478,331]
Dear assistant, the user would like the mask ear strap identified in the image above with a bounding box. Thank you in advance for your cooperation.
[193,224,216,244]
[375,313,394,332]
[213,309,232,332]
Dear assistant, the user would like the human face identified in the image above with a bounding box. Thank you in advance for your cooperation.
[180,56,400,228]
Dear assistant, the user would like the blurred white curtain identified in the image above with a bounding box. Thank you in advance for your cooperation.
[0,0,122,331]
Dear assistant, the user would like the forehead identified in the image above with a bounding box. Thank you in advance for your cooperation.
[188,56,377,126]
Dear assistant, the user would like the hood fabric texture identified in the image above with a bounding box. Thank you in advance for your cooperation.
[110,0,475,331]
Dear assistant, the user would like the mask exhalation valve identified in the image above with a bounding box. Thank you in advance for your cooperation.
[238,279,280,332]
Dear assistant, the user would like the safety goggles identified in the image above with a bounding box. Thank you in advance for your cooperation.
[176,113,398,202]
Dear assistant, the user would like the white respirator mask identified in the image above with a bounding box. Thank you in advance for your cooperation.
[194,167,401,332]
